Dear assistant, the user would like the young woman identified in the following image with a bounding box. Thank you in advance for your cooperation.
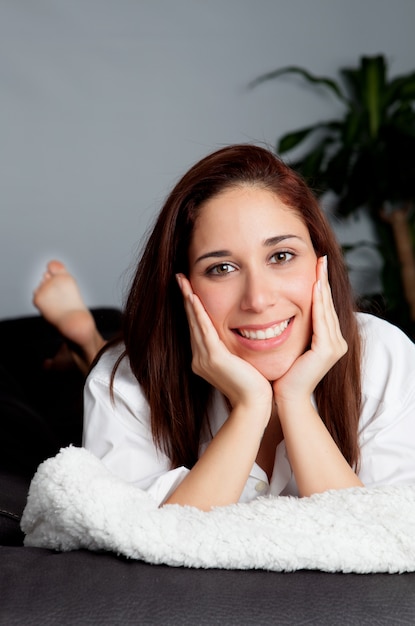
[36,145,415,511]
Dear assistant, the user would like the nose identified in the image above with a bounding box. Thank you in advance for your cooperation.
[240,272,277,313]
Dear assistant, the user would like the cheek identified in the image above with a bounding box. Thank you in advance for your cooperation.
[293,270,316,311]
[303,285,314,314]
[191,283,232,332]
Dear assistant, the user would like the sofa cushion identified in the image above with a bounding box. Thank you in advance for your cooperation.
[2,547,415,625]
[0,472,29,546]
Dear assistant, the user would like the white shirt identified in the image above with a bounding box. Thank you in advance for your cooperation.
[83,313,415,505]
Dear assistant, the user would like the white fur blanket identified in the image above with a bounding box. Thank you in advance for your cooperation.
[21,446,415,574]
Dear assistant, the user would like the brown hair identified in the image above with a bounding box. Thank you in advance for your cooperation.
[115,144,362,470]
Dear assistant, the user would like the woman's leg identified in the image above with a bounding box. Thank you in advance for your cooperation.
[33,261,106,373]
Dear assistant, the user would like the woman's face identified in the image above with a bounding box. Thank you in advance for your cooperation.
[188,185,318,381]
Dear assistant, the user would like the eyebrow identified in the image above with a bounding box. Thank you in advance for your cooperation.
[194,235,303,264]
[264,234,303,247]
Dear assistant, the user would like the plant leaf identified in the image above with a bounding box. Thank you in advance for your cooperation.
[361,56,386,138]
[289,138,336,185]
[248,65,348,104]
[324,147,355,194]
[279,120,344,154]
[385,71,415,105]
[340,68,364,106]
[278,128,314,153]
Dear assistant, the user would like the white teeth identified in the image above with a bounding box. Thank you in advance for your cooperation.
[239,319,290,340]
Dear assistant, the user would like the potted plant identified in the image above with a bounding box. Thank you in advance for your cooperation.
[249,55,415,336]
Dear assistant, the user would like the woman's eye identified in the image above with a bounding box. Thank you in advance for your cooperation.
[207,263,236,276]
[270,251,294,264]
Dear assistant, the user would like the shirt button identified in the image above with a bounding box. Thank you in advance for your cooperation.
[255,480,268,493]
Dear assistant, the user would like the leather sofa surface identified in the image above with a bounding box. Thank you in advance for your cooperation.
[2,313,415,625]
[2,546,415,625]
[0,472,27,546]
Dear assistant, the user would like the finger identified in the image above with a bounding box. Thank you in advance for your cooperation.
[312,258,347,356]
[176,273,193,304]
[176,274,204,351]
[312,257,331,336]
[316,257,343,337]
[176,273,220,351]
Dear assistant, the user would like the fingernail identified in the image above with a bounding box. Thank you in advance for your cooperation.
[175,274,182,285]
[317,279,322,292]
[322,255,328,273]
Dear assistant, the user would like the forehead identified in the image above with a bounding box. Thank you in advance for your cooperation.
[191,185,309,241]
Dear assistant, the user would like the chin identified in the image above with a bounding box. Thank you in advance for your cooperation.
[247,356,295,383]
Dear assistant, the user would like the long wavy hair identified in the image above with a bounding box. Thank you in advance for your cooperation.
[114,144,362,470]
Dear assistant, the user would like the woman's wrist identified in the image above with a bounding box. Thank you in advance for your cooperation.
[230,393,273,430]
[275,394,316,432]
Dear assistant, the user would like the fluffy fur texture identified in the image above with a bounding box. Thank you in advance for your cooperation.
[21,446,415,573]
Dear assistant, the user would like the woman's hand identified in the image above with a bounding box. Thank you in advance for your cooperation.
[176,274,273,418]
[272,256,348,405]
[167,274,275,509]
[271,256,361,496]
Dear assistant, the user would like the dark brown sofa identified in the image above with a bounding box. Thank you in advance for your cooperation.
[1,313,415,625]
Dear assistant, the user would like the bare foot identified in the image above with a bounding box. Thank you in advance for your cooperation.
[33,260,106,372]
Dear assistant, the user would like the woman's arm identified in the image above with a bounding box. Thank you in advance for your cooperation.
[277,399,363,496]
[273,256,363,496]
[164,276,273,510]
[163,401,269,509]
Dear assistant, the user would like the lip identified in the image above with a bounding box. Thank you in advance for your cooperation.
[232,317,294,351]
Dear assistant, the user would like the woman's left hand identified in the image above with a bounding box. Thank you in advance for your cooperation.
[272,256,347,405]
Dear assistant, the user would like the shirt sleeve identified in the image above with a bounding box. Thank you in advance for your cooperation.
[357,314,415,487]
[82,352,190,506]
[358,382,415,487]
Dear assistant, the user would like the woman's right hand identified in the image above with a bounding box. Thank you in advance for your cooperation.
[176,274,273,420]
[163,274,274,509]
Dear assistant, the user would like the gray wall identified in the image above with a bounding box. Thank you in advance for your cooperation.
[2,0,415,319]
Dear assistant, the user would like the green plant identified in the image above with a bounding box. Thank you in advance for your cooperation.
[249,55,415,334]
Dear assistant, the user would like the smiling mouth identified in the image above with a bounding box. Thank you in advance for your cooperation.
[236,318,292,340]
